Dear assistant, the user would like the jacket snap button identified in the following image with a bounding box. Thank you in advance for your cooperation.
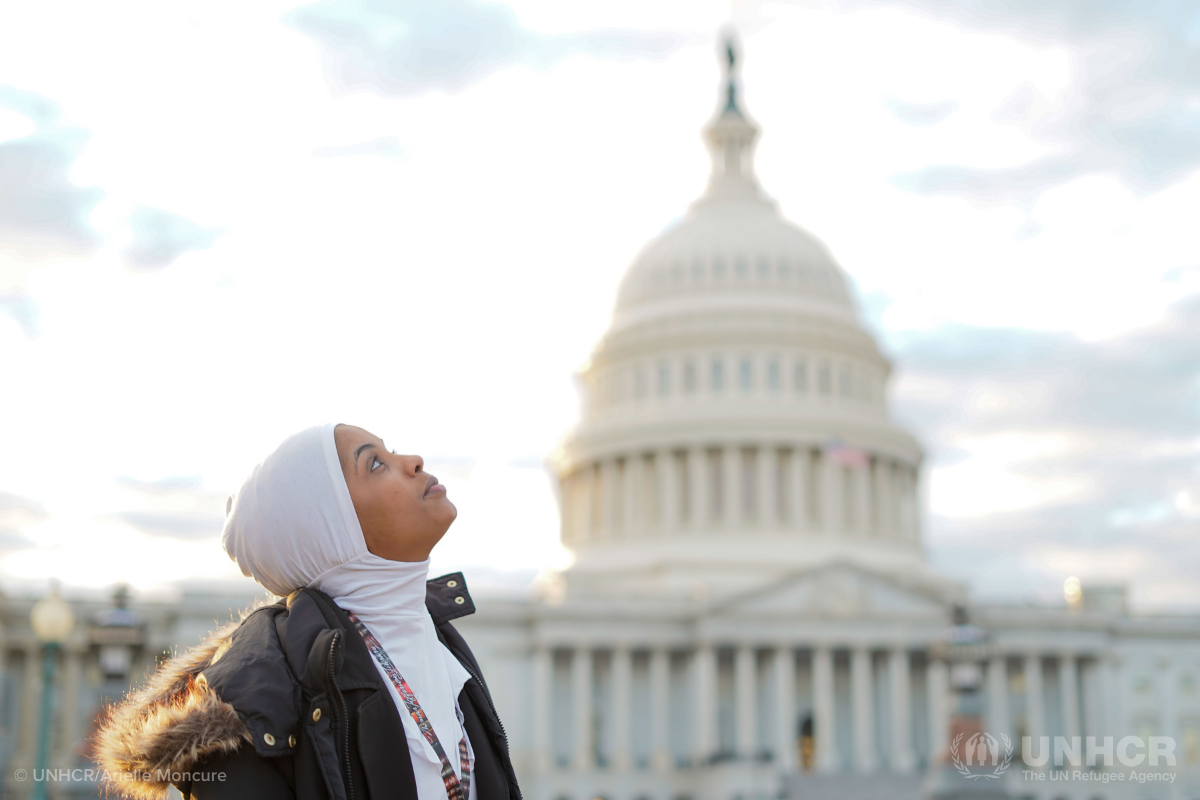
[454,596,465,605]
[447,580,457,588]
[312,708,322,723]
[288,735,297,748]
[263,733,276,746]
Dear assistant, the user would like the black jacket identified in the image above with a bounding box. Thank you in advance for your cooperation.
[94,573,521,800]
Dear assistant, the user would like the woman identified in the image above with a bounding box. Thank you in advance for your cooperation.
[93,423,520,800]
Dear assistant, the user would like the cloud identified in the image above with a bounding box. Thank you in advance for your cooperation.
[0,86,103,256]
[110,510,224,540]
[122,207,222,271]
[883,96,959,126]
[0,490,45,552]
[889,291,1200,608]
[854,0,1200,199]
[0,290,38,337]
[116,475,207,495]
[111,475,227,540]
[312,135,405,158]
[287,0,685,96]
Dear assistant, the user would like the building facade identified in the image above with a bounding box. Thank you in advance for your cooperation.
[0,43,1198,800]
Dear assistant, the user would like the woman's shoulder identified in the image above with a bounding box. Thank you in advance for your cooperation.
[92,596,301,798]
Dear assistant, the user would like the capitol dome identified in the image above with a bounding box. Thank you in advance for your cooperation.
[552,43,926,596]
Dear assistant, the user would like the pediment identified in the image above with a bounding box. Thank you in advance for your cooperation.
[714,561,959,621]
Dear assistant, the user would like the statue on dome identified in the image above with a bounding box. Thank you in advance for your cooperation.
[723,34,742,114]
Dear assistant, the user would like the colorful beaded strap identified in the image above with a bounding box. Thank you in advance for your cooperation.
[347,613,471,800]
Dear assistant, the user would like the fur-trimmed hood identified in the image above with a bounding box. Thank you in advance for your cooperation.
[92,608,260,799]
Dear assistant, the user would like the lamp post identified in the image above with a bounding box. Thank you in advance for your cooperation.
[30,584,75,800]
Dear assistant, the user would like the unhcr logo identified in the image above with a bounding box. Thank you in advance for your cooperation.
[950,732,1015,780]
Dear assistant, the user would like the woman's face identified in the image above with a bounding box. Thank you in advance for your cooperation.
[334,424,457,562]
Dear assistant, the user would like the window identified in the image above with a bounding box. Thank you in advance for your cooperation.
[691,257,704,282]
[711,358,724,392]
[778,258,791,280]
[757,257,770,278]
[713,257,726,278]
[735,257,748,277]
[767,360,780,391]
[657,363,670,396]
[839,366,852,398]
[794,361,807,393]
[739,358,752,391]
[818,362,831,396]
[684,361,696,393]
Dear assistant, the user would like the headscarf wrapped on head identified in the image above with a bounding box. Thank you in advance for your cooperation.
[221,423,474,800]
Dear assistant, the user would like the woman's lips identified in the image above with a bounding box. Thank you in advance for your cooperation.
[423,474,446,498]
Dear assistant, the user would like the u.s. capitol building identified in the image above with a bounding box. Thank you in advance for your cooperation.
[1,42,1199,800]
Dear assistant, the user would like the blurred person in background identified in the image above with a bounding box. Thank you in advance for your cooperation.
[93,423,519,800]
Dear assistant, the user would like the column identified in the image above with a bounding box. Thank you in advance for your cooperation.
[1097,655,1117,738]
[870,458,886,536]
[658,449,675,532]
[1159,656,1178,748]
[889,648,915,773]
[822,450,839,534]
[586,465,601,539]
[693,644,717,764]
[851,647,876,773]
[722,445,739,526]
[1023,653,1044,767]
[625,456,640,535]
[689,447,706,528]
[878,461,894,539]
[927,657,949,765]
[735,645,757,758]
[900,466,918,542]
[791,448,809,529]
[774,647,796,772]
[599,460,618,539]
[612,647,632,771]
[757,446,773,527]
[531,646,552,772]
[855,464,870,536]
[650,648,671,771]
[988,655,1009,743]
[1059,653,1080,746]
[813,646,838,772]
[572,647,593,771]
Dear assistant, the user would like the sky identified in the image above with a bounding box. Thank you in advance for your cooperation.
[0,0,1198,611]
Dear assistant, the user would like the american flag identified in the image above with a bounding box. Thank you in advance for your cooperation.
[824,439,870,467]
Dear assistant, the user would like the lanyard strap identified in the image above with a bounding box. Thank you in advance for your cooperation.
[347,613,471,800]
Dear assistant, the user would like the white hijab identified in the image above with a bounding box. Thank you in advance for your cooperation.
[222,423,473,799]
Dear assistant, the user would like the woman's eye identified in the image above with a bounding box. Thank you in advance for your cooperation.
[371,456,382,472]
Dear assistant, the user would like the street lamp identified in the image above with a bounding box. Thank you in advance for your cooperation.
[30,583,75,800]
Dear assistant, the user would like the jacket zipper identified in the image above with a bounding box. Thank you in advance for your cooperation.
[458,657,508,747]
[326,630,356,800]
